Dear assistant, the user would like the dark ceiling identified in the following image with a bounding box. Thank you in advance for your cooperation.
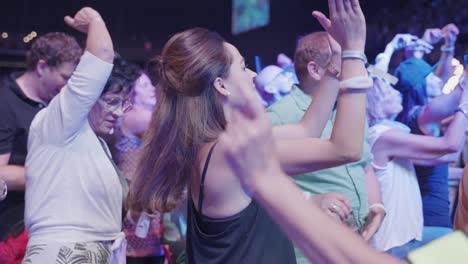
[1,0,397,67]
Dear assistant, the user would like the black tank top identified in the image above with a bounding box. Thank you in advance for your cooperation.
[186,143,296,264]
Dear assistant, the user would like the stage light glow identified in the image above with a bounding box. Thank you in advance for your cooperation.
[442,58,464,94]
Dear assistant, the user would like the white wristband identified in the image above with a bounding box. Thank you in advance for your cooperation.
[339,76,373,90]
[369,203,386,213]
[441,45,455,52]
[342,50,368,64]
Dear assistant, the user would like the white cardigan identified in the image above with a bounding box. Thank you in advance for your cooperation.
[25,51,122,245]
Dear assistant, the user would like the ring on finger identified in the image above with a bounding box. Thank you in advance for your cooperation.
[330,204,338,213]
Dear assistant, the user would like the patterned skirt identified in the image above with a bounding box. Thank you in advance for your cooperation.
[22,238,126,264]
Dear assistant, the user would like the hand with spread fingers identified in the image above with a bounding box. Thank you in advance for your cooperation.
[312,0,366,52]
[64,7,103,33]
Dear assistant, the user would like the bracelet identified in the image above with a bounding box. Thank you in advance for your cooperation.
[369,203,386,214]
[339,76,373,90]
[342,50,368,64]
[456,107,468,119]
[0,180,7,201]
[303,191,312,201]
[440,45,455,52]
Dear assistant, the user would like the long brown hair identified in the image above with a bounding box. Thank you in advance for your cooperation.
[128,28,232,213]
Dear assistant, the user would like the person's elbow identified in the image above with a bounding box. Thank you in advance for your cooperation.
[340,147,363,163]
[441,144,461,158]
[443,138,463,155]
[97,45,114,63]
[343,151,362,163]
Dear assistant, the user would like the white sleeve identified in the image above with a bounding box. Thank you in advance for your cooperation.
[425,72,444,97]
[368,124,392,150]
[35,51,113,145]
[374,53,391,73]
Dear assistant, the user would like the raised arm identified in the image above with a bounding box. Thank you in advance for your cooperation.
[375,34,432,73]
[219,37,402,262]
[65,8,114,63]
[275,0,369,175]
[35,7,114,144]
[417,74,467,134]
[272,39,341,139]
[433,24,458,83]
[411,151,460,166]
[372,94,467,166]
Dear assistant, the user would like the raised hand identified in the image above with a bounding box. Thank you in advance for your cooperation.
[312,0,366,52]
[64,7,103,33]
[390,34,433,52]
[422,28,443,44]
[327,35,342,71]
[441,23,459,47]
[406,38,434,54]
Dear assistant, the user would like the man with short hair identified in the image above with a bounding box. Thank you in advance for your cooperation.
[267,31,384,263]
[0,32,82,264]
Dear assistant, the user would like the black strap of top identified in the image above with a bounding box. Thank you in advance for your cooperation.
[198,142,217,216]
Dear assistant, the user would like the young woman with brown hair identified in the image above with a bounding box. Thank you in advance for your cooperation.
[129,0,370,262]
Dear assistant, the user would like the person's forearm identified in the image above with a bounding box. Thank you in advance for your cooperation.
[252,172,402,264]
[441,111,466,152]
[0,165,25,191]
[86,17,114,63]
[374,44,395,72]
[365,165,382,205]
[418,86,462,126]
[434,51,454,83]
[412,153,459,166]
[329,58,368,160]
[299,73,340,137]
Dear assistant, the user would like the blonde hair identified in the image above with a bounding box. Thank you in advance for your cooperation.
[367,77,393,126]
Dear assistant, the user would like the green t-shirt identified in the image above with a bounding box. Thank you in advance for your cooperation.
[267,85,371,264]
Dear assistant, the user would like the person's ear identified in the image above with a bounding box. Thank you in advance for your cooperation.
[36,60,49,78]
[307,61,322,81]
[213,77,231,96]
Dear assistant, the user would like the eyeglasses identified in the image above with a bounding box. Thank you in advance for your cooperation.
[100,97,133,113]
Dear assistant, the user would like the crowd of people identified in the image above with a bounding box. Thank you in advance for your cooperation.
[0,0,468,263]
